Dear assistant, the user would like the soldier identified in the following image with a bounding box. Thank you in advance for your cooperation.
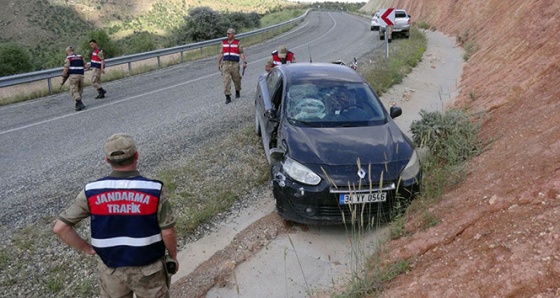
[265,45,295,72]
[87,39,107,99]
[53,133,179,297]
[217,28,247,104]
[62,46,86,111]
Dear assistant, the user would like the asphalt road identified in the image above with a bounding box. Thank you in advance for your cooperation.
[0,10,465,297]
[0,11,379,233]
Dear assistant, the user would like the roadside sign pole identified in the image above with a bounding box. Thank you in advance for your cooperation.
[379,8,395,59]
[386,32,389,59]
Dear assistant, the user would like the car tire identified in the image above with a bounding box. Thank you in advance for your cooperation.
[254,110,261,137]
[405,31,410,39]
[379,34,384,40]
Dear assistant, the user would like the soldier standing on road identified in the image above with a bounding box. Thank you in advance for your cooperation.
[217,28,247,104]
[86,39,107,99]
[62,46,86,111]
[53,134,179,297]
[264,45,295,72]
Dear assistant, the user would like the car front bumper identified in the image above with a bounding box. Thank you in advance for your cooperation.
[273,175,420,225]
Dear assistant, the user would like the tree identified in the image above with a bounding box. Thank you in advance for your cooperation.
[0,43,34,77]
[184,7,228,42]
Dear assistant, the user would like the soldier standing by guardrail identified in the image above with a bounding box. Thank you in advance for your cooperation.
[217,28,247,104]
[61,46,86,111]
[86,39,107,99]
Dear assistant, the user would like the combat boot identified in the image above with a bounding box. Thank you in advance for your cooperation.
[95,88,106,99]
[235,90,240,98]
[225,95,232,104]
[75,100,86,111]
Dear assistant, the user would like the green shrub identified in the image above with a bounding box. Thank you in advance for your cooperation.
[119,31,158,55]
[410,109,482,166]
[0,43,34,76]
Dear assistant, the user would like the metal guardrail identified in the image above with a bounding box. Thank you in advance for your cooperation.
[0,10,310,91]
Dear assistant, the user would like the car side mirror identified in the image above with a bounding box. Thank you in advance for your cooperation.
[408,14,412,18]
[390,106,402,119]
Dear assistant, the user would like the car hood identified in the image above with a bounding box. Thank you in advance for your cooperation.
[283,123,414,183]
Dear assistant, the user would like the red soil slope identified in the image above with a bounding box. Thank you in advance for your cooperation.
[370,0,560,296]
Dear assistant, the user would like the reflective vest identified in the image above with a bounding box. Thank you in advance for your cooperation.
[222,39,240,62]
[66,54,85,75]
[271,51,294,67]
[85,176,165,267]
[90,48,103,69]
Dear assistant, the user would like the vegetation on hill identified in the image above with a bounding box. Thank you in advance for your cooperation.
[0,0,296,76]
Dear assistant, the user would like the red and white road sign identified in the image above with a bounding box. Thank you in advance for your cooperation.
[379,8,395,26]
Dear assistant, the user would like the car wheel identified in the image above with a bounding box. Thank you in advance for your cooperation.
[405,31,410,39]
[379,34,384,40]
[254,110,261,137]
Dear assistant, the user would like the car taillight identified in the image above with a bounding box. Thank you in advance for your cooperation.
[408,19,411,25]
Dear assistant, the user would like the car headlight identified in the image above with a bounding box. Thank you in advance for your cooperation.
[283,157,321,185]
[400,150,421,181]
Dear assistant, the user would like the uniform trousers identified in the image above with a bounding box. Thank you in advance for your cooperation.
[91,67,103,89]
[98,259,169,298]
[69,75,84,101]
[220,61,242,95]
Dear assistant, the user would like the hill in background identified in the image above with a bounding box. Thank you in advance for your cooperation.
[0,0,292,69]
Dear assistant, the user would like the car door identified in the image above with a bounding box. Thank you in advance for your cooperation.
[257,69,283,163]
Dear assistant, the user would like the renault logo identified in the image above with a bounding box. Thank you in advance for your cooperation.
[357,168,366,179]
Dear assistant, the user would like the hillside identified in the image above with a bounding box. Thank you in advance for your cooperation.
[0,0,291,45]
[0,0,292,69]
[361,0,560,296]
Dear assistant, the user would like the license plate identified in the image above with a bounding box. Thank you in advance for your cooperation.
[339,192,387,205]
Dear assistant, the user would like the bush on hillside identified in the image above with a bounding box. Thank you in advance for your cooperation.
[175,7,263,44]
[0,43,34,76]
[119,31,158,55]
[181,7,228,43]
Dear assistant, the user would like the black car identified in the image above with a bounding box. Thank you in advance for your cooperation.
[254,63,421,225]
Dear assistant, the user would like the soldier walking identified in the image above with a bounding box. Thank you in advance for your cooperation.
[217,28,247,104]
[62,46,86,111]
[87,39,107,99]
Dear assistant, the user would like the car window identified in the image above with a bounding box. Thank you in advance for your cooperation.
[285,81,386,127]
[395,12,407,18]
[266,69,281,96]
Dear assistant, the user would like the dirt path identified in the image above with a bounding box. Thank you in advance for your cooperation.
[169,29,465,297]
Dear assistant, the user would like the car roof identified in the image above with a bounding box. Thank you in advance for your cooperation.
[277,63,364,84]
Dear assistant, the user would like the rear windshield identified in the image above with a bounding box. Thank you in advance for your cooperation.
[395,12,407,18]
[285,81,387,127]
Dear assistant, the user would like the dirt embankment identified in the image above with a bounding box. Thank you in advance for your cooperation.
[362,0,560,296]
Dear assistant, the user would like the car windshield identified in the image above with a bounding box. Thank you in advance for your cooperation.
[285,81,387,127]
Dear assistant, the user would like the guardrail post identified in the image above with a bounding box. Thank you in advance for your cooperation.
[47,78,53,94]
[157,56,161,68]
[180,52,184,63]
[127,62,132,74]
